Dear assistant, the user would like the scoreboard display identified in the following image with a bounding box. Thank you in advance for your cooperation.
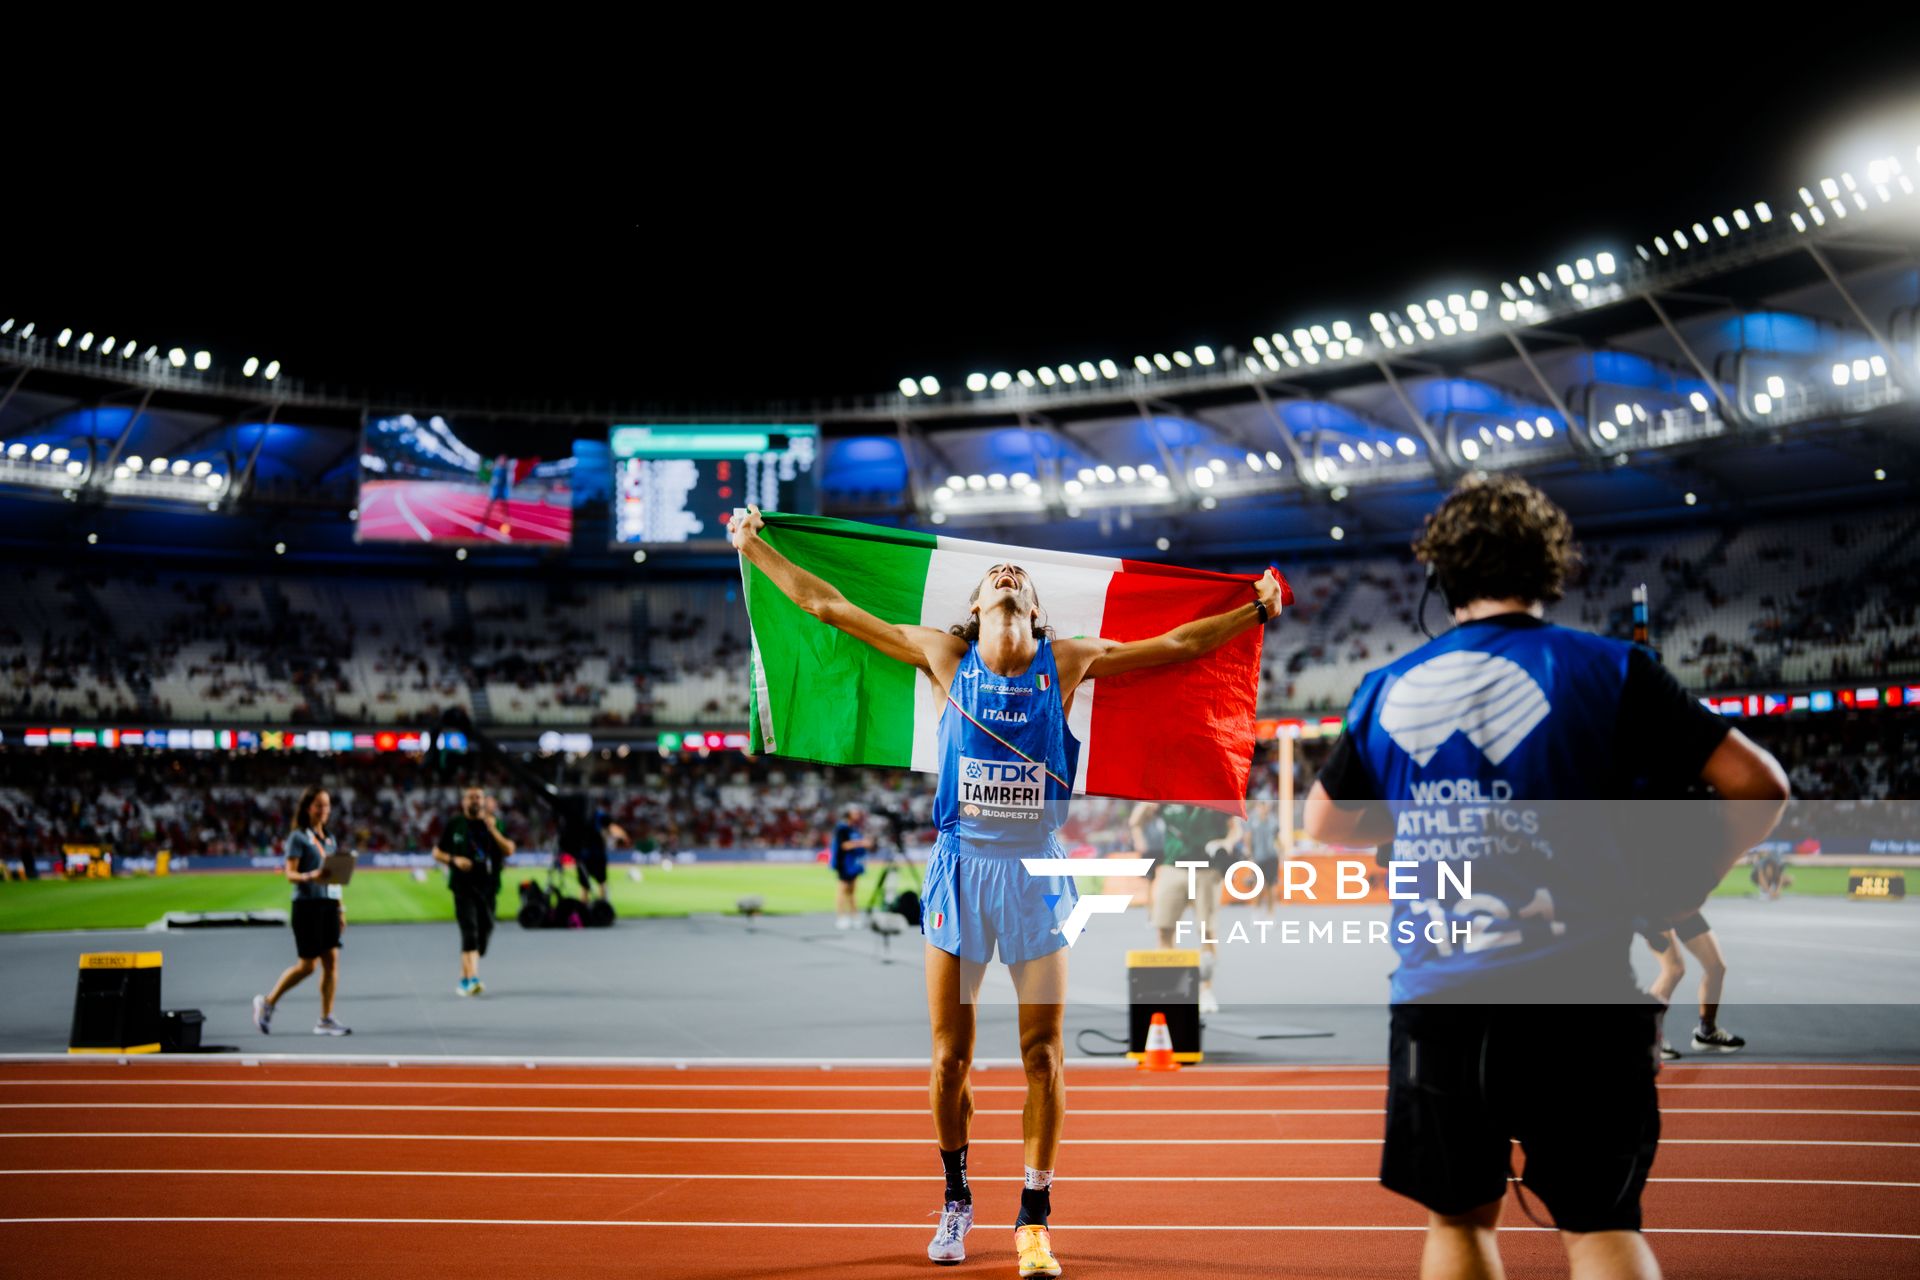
[1847,869,1907,898]
[610,424,817,547]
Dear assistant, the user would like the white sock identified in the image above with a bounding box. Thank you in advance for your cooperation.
[1024,1167,1053,1191]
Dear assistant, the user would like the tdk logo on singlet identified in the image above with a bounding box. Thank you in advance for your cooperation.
[1379,650,1552,767]
[960,756,1043,811]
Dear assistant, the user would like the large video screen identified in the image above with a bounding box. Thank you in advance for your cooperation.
[357,415,573,546]
[610,424,817,546]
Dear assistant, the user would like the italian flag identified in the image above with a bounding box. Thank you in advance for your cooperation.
[740,513,1287,815]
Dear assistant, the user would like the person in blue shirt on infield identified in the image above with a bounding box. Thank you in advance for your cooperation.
[1305,474,1789,1280]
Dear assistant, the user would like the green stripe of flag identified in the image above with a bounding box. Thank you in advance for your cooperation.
[741,514,937,767]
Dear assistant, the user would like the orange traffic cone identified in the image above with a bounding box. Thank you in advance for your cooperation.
[1139,1010,1181,1072]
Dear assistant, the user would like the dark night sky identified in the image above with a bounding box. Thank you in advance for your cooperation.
[11,35,1920,409]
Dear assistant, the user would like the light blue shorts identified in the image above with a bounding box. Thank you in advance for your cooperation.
[920,831,1078,966]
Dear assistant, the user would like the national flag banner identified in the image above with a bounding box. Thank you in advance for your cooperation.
[739,512,1289,815]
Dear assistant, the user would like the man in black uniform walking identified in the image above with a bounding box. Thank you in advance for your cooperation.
[432,785,516,996]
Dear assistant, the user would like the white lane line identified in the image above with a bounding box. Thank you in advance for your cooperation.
[4,1170,1916,1189]
[4,1078,1913,1094]
[6,1133,1916,1148]
[3,1102,1912,1118]
[0,1218,1914,1240]
[391,489,433,542]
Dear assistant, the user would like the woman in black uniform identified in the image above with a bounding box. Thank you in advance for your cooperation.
[252,786,351,1036]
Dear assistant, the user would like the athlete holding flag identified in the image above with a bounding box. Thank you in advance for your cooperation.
[731,504,1283,1277]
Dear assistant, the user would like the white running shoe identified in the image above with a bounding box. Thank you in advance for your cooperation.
[927,1200,973,1264]
[313,1017,352,1036]
[252,995,272,1035]
[1199,987,1220,1016]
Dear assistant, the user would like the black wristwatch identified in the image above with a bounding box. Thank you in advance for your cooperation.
[1253,595,1270,624]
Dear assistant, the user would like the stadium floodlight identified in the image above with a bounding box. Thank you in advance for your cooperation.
[1425,301,1445,323]
[1500,301,1518,322]
[1078,467,1096,483]
[1854,358,1872,381]
[1197,495,1217,510]
[1615,404,1633,426]
[1370,313,1389,332]
[66,460,84,477]
[1447,294,1467,315]
[1258,451,1280,470]
[1208,459,1227,475]
[1870,355,1887,378]
[899,378,919,397]
[170,459,190,475]
[1416,323,1435,341]
[1065,505,1082,518]
[1117,465,1136,482]
[1140,461,1159,477]
[966,474,986,490]
[1690,391,1711,412]
[1556,264,1575,286]
[1357,442,1375,460]
[991,371,1012,390]
[1338,443,1356,462]
[78,332,93,351]
[1326,343,1345,360]
[1172,351,1192,368]
[1021,369,1039,386]
[1407,303,1426,323]
[274,542,286,555]
[1025,482,1044,497]
[0,318,11,334]
[1094,465,1116,483]
[1685,492,1697,506]
[1332,321,1352,341]
[1309,325,1330,345]
[1753,393,1773,415]
[1302,346,1322,364]
[1673,228,1689,249]
[1470,289,1489,310]
[1282,350,1301,368]
[1810,206,1827,226]
[1272,333,1291,351]
[150,457,168,473]
[1637,245,1652,261]
[1038,366,1057,385]
[1496,425,1514,442]
[30,443,49,460]
[1755,202,1772,223]
[966,373,988,392]
[1064,479,1085,496]
[166,348,186,368]
[1537,418,1555,437]
[1516,421,1535,440]
[57,328,73,348]
[1479,426,1495,445]
[1395,438,1415,457]
[1155,537,1170,552]
[1822,177,1841,198]
[1099,359,1119,379]
[1501,282,1519,301]
[1133,356,1153,375]
[1194,346,1215,366]
[1791,212,1808,232]
[1329,526,1344,541]
[1460,437,1481,461]
[99,336,112,353]
[1381,331,1398,349]
[1254,335,1273,354]
[1397,326,1415,344]
[192,460,212,477]
[1732,209,1751,231]
[1800,186,1817,207]
[1459,312,1478,332]
[1596,254,1616,275]
[121,339,136,358]
[1766,375,1785,398]
[1245,355,1263,374]
[1519,276,1537,295]
[125,455,143,469]
[1712,216,1730,237]
[193,350,211,371]
[945,475,964,490]
[1245,451,1263,472]
[987,472,1007,489]
[929,511,947,525]
[1346,335,1365,353]
[1291,329,1312,350]
[87,533,98,545]
[919,376,940,395]
[1598,421,1619,441]
[1438,316,1458,335]
[456,547,468,561]
[1191,466,1214,488]
[19,323,34,339]
[1692,222,1709,242]
[1076,362,1096,382]
[1010,471,1032,487]
[1571,283,1589,301]
[51,447,69,464]
[932,487,951,504]
[113,465,130,479]
[1153,353,1172,371]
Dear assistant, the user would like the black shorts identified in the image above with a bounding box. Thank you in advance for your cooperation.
[454,892,495,955]
[576,849,609,888]
[1382,1002,1663,1232]
[291,897,343,959]
[1672,911,1711,942]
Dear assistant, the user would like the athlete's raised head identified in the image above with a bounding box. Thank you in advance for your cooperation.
[950,563,1050,642]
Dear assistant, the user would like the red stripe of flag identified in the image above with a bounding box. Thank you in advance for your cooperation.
[1084,561,1279,817]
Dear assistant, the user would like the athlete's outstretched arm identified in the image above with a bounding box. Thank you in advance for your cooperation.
[730,505,962,671]
[1059,568,1285,683]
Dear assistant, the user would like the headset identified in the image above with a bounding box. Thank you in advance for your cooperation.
[1415,564,1453,640]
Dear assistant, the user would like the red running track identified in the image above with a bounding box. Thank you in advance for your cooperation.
[1,1060,1916,1278]
[357,480,572,546]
